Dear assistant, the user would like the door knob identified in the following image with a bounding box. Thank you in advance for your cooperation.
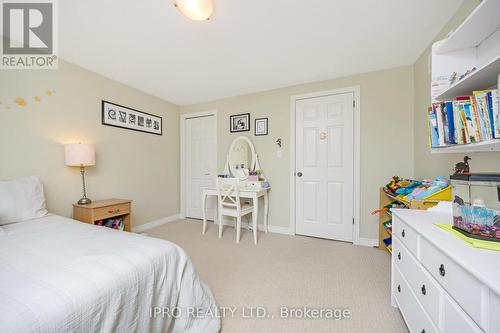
[297,172,303,177]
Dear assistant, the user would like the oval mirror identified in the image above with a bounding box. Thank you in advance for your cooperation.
[228,136,256,180]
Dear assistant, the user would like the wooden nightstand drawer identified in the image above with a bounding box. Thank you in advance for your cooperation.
[94,203,130,221]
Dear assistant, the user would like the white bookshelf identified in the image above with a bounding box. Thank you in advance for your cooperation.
[434,56,500,100]
[430,0,500,154]
[433,0,500,54]
[430,139,500,154]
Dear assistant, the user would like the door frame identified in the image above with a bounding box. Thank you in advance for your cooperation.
[289,86,361,244]
[180,110,218,219]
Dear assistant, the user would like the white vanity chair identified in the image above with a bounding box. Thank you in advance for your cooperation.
[201,136,270,244]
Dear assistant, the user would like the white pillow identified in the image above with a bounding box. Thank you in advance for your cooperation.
[0,176,49,225]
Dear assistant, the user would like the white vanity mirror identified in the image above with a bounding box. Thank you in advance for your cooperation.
[223,136,263,180]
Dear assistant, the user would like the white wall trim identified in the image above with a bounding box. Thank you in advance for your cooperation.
[289,86,362,245]
[358,238,378,248]
[132,214,182,233]
[180,110,218,219]
[213,219,293,236]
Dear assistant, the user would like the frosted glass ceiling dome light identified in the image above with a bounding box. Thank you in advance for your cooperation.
[175,0,214,21]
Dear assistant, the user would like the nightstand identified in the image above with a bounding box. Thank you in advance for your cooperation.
[73,199,132,231]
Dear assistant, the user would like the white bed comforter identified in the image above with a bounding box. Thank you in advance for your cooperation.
[0,215,220,333]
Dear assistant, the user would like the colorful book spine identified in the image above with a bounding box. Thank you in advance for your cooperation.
[428,107,439,147]
[492,90,500,138]
[463,102,477,143]
[428,89,499,146]
[470,95,483,141]
[444,101,455,144]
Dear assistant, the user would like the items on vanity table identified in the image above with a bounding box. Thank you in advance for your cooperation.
[202,136,270,244]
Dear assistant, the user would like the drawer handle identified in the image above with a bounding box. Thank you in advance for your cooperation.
[397,252,401,260]
[397,284,401,293]
[401,229,405,238]
[421,284,426,295]
[108,209,120,214]
[439,264,446,277]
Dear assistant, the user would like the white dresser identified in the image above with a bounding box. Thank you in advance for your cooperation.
[391,208,500,333]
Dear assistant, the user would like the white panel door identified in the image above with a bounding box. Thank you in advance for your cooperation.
[186,115,216,219]
[295,93,354,241]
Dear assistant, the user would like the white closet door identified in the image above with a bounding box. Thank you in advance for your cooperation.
[295,93,354,241]
[186,115,216,219]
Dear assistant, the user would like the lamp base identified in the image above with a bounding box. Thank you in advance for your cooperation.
[77,197,92,205]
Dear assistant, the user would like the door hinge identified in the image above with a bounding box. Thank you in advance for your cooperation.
[352,218,355,225]
[353,100,355,107]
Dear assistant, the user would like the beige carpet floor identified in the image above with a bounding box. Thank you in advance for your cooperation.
[147,219,408,333]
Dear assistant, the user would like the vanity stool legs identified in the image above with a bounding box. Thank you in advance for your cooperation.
[252,193,259,245]
[236,216,241,243]
[218,210,223,238]
[201,193,207,234]
[263,191,269,233]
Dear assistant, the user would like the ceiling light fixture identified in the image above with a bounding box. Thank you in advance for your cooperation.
[174,0,214,21]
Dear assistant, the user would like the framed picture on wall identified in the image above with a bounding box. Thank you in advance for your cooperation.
[230,113,250,133]
[255,118,268,136]
[101,100,162,135]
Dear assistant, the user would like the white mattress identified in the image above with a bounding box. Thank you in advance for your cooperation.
[0,215,220,333]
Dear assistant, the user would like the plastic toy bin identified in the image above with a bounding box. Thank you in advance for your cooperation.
[451,173,500,242]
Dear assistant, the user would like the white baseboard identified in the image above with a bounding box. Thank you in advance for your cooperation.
[212,219,293,236]
[264,224,293,235]
[132,214,181,233]
[358,237,378,247]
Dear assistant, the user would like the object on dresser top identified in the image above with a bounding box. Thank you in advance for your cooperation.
[453,155,471,174]
[73,199,132,232]
[451,173,500,242]
[434,222,500,251]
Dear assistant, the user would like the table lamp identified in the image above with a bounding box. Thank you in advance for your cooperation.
[65,143,95,205]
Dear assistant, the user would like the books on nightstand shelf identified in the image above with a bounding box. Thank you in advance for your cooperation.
[95,217,125,230]
[428,89,500,147]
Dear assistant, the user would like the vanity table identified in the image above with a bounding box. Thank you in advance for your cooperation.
[201,135,270,244]
[201,186,269,234]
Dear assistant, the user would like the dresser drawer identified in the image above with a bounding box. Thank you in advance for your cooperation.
[393,237,441,326]
[393,215,419,256]
[93,203,131,221]
[393,265,438,333]
[420,237,484,329]
[442,294,482,333]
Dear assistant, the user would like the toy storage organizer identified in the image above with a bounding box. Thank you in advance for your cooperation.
[377,186,452,253]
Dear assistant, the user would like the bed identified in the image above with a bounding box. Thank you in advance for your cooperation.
[0,178,220,333]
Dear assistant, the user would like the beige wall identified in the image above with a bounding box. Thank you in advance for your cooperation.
[2,1,483,240]
[181,66,414,239]
[0,60,180,227]
[413,0,500,178]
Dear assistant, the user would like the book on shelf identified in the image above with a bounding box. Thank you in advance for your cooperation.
[428,89,500,148]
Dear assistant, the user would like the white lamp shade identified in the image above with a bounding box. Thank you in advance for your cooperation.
[64,144,95,167]
[175,0,214,21]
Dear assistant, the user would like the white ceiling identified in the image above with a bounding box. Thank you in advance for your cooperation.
[59,0,464,105]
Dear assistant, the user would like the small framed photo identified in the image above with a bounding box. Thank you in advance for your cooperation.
[255,118,268,136]
[230,113,250,133]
